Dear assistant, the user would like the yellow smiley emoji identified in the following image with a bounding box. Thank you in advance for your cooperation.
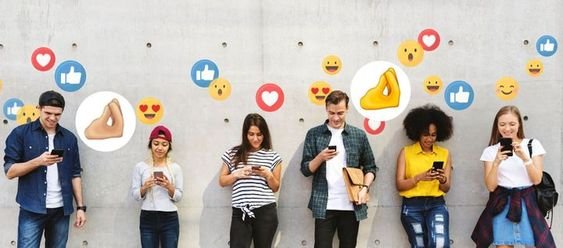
[308,81,332,105]
[16,104,39,125]
[136,97,164,125]
[423,75,443,95]
[208,78,232,101]
[322,55,342,75]
[397,40,424,67]
[495,76,519,101]
[526,59,544,77]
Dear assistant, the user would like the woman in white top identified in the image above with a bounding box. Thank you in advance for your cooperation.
[219,113,282,248]
[131,125,184,248]
[471,105,555,247]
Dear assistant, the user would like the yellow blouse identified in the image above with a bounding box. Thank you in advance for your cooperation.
[399,142,449,198]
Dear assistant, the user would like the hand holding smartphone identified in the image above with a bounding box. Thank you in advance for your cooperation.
[153,171,164,179]
[499,137,513,156]
[50,149,64,157]
[328,145,337,151]
[432,161,444,172]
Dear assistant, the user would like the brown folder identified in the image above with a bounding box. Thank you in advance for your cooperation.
[342,167,364,202]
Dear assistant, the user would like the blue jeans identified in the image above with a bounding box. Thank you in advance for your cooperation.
[400,196,450,248]
[140,210,179,248]
[314,210,359,248]
[18,207,70,248]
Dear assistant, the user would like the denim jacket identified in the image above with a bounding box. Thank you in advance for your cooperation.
[4,119,82,215]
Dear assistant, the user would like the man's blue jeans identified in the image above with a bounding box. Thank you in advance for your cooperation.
[18,207,70,248]
[139,210,179,248]
[400,196,450,248]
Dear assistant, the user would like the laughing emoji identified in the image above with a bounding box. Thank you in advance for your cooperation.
[526,59,544,77]
[423,75,443,95]
[495,76,519,101]
[136,97,164,125]
[397,40,424,67]
[16,104,39,125]
[308,81,332,105]
[322,55,342,75]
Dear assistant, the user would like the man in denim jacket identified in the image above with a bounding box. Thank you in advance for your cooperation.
[4,90,86,248]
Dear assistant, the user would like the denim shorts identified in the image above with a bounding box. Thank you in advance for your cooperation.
[492,197,534,246]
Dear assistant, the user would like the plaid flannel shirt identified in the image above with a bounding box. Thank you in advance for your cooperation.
[300,121,377,221]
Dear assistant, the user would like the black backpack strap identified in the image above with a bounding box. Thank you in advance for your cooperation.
[527,138,534,157]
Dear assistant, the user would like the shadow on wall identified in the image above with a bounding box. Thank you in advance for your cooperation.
[367,127,411,247]
[277,141,317,248]
[199,172,232,247]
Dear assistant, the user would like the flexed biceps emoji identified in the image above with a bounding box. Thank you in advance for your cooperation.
[360,68,401,110]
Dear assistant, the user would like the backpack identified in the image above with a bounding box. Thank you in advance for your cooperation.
[527,139,558,227]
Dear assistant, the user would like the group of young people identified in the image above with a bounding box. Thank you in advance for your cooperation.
[3,89,556,248]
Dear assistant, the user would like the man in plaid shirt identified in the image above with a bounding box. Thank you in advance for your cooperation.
[300,90,377,248]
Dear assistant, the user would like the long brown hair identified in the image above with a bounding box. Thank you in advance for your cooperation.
[232,113,272,165]
[487,105,525,146]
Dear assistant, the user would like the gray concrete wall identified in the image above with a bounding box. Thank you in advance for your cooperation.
[0,0,561,247]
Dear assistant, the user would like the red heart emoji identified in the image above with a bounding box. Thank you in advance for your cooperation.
[322,87,330,94]
[311,87,319,94]
[151,104,160,112]
[139,104,148,112]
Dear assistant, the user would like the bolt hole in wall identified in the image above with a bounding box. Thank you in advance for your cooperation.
[299,117,304,123]
[222,41,228,48]
[373,40,379,46]
[0,43,4,49]
[523,39,529,45]
[82,240,88,246]
[10,240,15,246]
[224,118,229,123]
[146,42,152,48]
[448,40,454,46]
[72,43,78,48]
[297,41,303,46]
[523,115,528,121]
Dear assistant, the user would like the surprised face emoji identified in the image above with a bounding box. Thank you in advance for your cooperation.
[16,104,39,125]
[397,40,424,67]
[208,78,232,101]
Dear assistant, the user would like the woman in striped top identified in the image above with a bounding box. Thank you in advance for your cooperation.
[219,113,283,248]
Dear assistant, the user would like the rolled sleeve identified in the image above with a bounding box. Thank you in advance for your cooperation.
[4,129,23,174]
[131,164,144,201]
[170,164,184,202]
[360,134,378,177]
[300,130,316,177]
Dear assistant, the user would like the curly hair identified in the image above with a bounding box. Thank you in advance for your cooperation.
[403,104,453,142]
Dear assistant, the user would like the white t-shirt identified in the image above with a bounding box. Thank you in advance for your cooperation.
[46,134,63,208]
[326,125,353,211]
[480,138,545,188]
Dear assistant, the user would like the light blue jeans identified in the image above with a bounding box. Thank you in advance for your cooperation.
[401,196,450,248]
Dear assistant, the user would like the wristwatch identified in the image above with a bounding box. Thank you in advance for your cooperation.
[76,206,87,212]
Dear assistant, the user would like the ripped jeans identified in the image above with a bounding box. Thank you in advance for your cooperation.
[400,196,450,248]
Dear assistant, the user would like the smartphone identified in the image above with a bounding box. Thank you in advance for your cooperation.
[499,137,513,156]
[432,161,444,172]
[328,145,337,151]
[251,165,261,170]
[50,149,65,157]
[153,171,164,179]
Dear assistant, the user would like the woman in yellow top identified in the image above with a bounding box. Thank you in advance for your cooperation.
[396,104,453,248]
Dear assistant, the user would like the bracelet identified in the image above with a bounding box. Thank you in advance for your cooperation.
[360,184,370,192]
